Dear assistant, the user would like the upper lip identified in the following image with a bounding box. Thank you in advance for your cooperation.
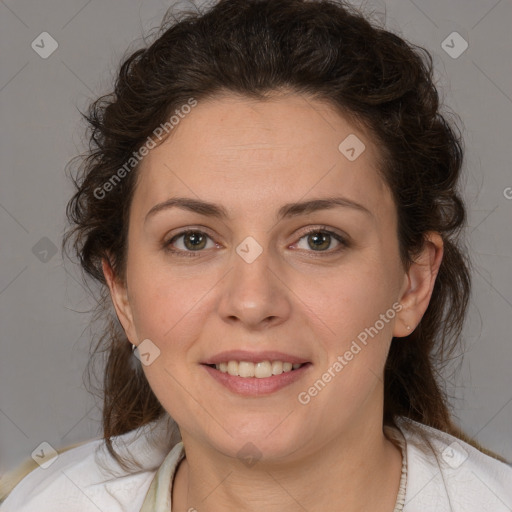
[202,350,310,365]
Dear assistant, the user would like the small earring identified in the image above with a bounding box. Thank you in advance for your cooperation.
[406,325,411,331]
[131,343,137,351]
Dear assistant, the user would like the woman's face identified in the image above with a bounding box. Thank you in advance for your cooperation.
[106,93,423,461]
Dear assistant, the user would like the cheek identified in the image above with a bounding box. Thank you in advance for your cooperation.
[300,267,399,402]
[296,257,399,338]
[127,270,212,420]
[127,259,219,357]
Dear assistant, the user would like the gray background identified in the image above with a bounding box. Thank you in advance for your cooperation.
[0,0,511,474]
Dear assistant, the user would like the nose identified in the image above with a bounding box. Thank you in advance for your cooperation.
[217,241,292,330]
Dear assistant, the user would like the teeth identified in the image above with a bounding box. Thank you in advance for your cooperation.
[255,361,272,378]
[215,360,304,378]
[238,361,255,378]
[227,361,238,376]
[272,361,283,375]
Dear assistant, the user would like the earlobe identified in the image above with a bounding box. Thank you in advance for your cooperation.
[101,256,137,344]
[393,232,444,337]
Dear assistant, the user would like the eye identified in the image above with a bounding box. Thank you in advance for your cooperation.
[163,226,349,258]
[293,227,348,254]
[164,230,217,256]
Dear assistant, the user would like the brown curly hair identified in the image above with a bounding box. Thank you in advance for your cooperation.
[62,0,478,470]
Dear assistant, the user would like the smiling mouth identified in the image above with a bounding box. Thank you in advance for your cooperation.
[204,360,308,378]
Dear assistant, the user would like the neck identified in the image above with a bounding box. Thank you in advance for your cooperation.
[172,417,403,512]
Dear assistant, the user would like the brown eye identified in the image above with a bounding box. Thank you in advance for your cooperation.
[294,228,348,254]
[306,231,332,251]
[182,231,208,250]
[164,230,215,255]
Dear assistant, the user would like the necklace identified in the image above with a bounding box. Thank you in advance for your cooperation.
[387,424,408,512]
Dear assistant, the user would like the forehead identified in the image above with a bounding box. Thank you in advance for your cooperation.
[131,93,393,223]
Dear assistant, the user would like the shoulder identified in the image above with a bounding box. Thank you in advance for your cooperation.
[0,415,176,512]
[395,417,512,512]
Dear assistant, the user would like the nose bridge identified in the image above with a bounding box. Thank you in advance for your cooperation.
[217,235,291,327]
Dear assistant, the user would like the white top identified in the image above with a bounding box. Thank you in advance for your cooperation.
[1,415,511,511]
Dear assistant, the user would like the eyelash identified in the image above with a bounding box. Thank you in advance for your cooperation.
[163,226,349,258]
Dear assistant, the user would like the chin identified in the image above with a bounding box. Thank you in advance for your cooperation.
[203,416,310,463]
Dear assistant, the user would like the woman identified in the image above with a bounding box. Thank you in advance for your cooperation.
[1,0,510,510]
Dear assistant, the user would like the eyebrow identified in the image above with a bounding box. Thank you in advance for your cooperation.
[144,196,373,224]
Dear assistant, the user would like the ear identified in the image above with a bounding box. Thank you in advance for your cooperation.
[102,255,139,346]
[393,232,444,337]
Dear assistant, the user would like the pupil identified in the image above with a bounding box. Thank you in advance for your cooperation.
[186,232,205,249]
[309,232,329,251]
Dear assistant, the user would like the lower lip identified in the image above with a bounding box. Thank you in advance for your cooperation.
[202,363,312,396]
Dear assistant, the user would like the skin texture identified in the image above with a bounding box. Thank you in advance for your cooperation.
[103,92,443,512]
